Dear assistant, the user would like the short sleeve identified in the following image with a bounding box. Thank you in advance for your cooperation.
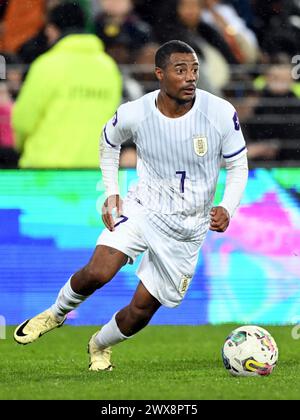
[221,103,247,162]
[103,102,133,148]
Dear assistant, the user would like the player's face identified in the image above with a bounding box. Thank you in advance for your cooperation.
[156,52,199,103]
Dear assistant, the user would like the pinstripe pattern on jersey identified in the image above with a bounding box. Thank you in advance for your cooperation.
[108,89,246,240]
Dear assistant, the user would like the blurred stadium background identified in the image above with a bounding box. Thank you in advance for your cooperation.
[0,0,300,327]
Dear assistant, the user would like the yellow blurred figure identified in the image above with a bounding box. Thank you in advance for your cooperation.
[13,3,122,168]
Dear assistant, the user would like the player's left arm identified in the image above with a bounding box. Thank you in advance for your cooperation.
[210,104,248,233]
[210,154,248,232]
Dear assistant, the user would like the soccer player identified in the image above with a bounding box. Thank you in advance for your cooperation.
[14,40,248,371]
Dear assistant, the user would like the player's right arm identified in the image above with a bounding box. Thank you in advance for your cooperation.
[209,101,248,232]
[100,103,133,231]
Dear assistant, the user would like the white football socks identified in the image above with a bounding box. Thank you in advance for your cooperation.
[94,313,130,350]
[50,277,88,322]
[50,279,131,350]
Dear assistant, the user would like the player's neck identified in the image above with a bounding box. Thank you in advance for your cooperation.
[156,91,195,118]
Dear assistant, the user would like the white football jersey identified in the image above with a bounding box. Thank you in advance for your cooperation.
[104,89,247,240]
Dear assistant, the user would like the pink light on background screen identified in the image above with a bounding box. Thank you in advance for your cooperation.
[224,192,300,257]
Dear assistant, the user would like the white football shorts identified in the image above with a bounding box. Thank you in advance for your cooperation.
[97,200,209,308]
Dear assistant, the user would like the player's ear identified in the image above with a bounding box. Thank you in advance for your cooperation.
[155,67,164,82]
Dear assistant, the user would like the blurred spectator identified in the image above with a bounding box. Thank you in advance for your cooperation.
[75,0,96,31]
[134,0,175,32]
[155,0,238,92]
[90,0,102,17]
[132,42,159,94]
[122,71,144,102]
[3,54,24,100]
[0,0,45,55]
[253,53,300,99]
[201,0,259,63]
[252,0,300,58]
[0,81,18,168]
[157,0,238,64]
[246,63,300,161]
[13,2,122,168]
[119,42,162,167]
[0,81,14,147]
[18,0,95,64]
[226,0,255,29]
[94,0,153,64]
[18,30,48,65]
[252,0,285,45]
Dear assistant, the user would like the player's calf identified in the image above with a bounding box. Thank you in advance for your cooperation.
[115,281,161,336]
[116,304,156,336]
[88,284,161,372]
[87,306,157,372]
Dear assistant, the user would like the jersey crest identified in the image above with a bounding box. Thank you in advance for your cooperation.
[179,274,192,296]
[193,135,207,157]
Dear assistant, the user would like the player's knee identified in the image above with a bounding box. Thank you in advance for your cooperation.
[84,264,112,288]
[128,303,153,326]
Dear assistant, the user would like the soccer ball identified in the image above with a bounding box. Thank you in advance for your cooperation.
[222,326,278,377]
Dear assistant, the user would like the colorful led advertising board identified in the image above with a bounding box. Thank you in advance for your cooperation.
[0,169,299,325]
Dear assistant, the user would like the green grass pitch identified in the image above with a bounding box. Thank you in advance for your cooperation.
[1,325,300,400]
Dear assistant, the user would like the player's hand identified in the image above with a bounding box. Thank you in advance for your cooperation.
[102,195,123,232]
[209,206,230,233]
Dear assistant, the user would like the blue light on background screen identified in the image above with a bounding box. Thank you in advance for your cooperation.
[0,169,300,326]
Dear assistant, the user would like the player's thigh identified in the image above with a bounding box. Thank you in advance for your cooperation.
[97,209,148,265]
[137,234,202,308]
